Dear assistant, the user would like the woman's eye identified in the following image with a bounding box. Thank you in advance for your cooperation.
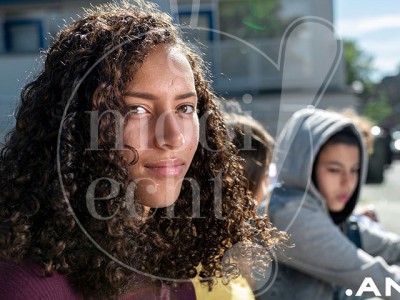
[176,104,195,114]
[328,168,340,173]
[129,105,147,114]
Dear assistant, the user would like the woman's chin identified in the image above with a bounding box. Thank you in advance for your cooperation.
[137,190,180,210]
[329,204,346,212]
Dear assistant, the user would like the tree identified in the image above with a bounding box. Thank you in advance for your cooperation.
[363,91,392,125]
[344,40,375,93]
[342,40,393,124]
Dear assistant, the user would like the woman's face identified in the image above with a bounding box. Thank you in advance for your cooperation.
[315,143,360,212]
[123,45,199,208]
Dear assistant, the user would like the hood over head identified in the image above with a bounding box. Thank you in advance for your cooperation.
[273,108,368,224]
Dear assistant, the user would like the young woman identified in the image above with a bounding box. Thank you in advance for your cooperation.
[227,114,274,205]
[261,108,400,300]
[224,114,275,292]
[0,1,283,299]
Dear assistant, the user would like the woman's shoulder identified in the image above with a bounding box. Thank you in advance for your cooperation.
[269,187,316,214]
[268,187,333,233]
[0,259,83,300]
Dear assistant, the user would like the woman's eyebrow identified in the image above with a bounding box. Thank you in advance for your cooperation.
[323,161,343,167]
[323,161,360,169]
[123,91,157,100]
[175,92,197,100]
[124,91,197,100]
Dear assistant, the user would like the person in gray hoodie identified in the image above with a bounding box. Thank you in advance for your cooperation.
[259,108,400,300]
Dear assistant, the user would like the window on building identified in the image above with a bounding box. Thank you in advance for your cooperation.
[4,19,44,53]
[219,0,289,41]
[178,10,214,43]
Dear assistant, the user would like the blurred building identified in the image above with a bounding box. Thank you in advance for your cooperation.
[0,0,113,140]
[376,74,400,129]
[0,0,360,140]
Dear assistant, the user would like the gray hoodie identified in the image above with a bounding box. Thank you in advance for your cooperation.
[259,108,400,300]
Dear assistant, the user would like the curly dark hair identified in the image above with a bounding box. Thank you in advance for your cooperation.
[226,114,274,196]
[0,0,285,298]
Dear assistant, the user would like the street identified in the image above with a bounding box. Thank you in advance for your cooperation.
[361,160,400,234]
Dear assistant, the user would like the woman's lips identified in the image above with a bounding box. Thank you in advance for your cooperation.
[337,194,350,203]
[144,159,185,177]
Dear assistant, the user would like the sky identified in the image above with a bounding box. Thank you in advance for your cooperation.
[334,0,400,82]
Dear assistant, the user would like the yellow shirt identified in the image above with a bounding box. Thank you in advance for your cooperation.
[191,275,255,300]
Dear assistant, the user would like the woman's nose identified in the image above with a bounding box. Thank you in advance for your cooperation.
[155,111,184,150]
[341,171,355,188]
[341,172,349,185]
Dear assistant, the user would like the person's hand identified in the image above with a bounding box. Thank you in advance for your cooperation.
[357,205,379,222]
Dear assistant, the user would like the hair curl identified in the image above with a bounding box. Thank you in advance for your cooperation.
[0,1,285,298]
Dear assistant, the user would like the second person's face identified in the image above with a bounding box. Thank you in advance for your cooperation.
[315,143,360,212]
[123,44,199,209]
